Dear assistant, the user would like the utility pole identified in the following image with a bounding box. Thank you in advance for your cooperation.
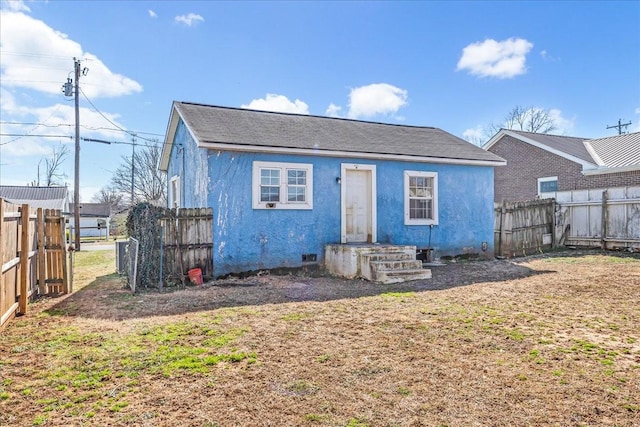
[606,118,632,135]
[73,58,81,251]
[62,58,87,250]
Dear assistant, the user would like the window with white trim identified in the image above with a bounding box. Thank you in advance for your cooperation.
[537,176,558,196]
[404,171,438,225]
[170,175,181,208]
[252,161,313,209]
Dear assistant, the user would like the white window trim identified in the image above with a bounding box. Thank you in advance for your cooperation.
[537,176,558,197]
[170,175,181,208]
[404,170,438,225]
[252,161,313,210]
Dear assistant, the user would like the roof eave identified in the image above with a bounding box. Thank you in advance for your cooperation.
[482,129,508,150]
[199,141,506,167]
[488,129,597,169]
[582,164,640,176]
[158,102,181,172]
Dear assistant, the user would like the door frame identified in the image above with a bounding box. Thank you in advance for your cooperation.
[340,163,377,244]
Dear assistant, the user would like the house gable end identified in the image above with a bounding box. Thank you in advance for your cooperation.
[485,130,597,170]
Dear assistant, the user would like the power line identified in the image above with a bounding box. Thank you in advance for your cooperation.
[79,88,159,143]
[0,50,75,60]
[0,104,63,145]
[0,121,164,136]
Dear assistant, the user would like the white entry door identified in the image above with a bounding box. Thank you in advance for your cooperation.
[341,164,377,243]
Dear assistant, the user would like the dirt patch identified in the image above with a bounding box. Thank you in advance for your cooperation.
[49,256,543,320]
[1,249,639,427]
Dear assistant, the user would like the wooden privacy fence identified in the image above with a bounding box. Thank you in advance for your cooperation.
[494,198,555,258]
[126,206,213,290]
[554,186,640,250]
[160,208,213,285]
[1,199,69,330]
[494,186,640,258]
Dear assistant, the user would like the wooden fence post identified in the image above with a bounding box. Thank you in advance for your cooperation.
[0,199,4,319]
[601,190,608,250]
[498,201,506,258]
[60,215,69,293]
[37,208,46,295]
[19,204,29,314]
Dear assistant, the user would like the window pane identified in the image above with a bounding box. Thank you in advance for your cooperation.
[409,199,432,220]
[260,186,280,202]
[261,169,280,186]
[287,169,306,185]
[287,186,306,202]
[540,180,558,193]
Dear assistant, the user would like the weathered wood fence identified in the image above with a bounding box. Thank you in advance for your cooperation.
[126,207,213,290]
[160,208,213,284]
[494,198,555,258]
[494,186,640,258]
[555,186,640,250]
[1,199,69,330]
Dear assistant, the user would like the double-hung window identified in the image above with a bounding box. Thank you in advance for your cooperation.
[253,161,313,209]
[404,171,438,225]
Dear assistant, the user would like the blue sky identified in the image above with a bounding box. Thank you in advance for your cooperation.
[1,0,639,201]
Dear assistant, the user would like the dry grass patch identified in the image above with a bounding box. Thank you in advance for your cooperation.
[0,251,638,426]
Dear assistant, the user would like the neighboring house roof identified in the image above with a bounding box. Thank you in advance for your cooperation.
[484,129,596,168]
[160,101,506,171]
[583,132,640,173]
[69,203,111,217]
[0,185,69,210]
[484,129,640,175]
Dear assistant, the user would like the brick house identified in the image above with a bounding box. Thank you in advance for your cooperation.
[483,129,640,202]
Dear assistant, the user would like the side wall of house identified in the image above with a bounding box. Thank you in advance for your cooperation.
[166,120,209,208]
[489,135,640,201]
[206,150,495,277]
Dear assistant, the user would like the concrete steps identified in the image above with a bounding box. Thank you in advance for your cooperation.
[325,244,432,284]
[361,247,431,284]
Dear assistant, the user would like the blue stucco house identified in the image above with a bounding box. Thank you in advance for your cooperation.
[159,102,505,279]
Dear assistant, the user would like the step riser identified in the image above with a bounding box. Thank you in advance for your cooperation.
[371,260,423,271]
[376,269,433,284]
[363,253,413,262]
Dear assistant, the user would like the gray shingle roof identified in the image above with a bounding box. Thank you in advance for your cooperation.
[69,203,112,217]
[585,132,640,168]
[507,130,595,164]
[169,102,505,165]
[0,186,69,210]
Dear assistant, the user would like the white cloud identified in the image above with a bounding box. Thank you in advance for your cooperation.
[462,125,487,146]
[241,94,309,115]
[547,108,575,134]
[347,83,408,119]
[1,0,30,12]
[632,108,640,132]
[0,11,142,98]
[1,98,128,157]
[175,13,204,26]
[148,9,157,18]
[457,37,533,79]
[325,103,342,117]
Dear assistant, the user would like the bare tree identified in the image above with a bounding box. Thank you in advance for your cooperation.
[490,105,558,135]
[465,105,560,147]
[110,141,166,206]
[35,143,70,186]
[92,186,126,213]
